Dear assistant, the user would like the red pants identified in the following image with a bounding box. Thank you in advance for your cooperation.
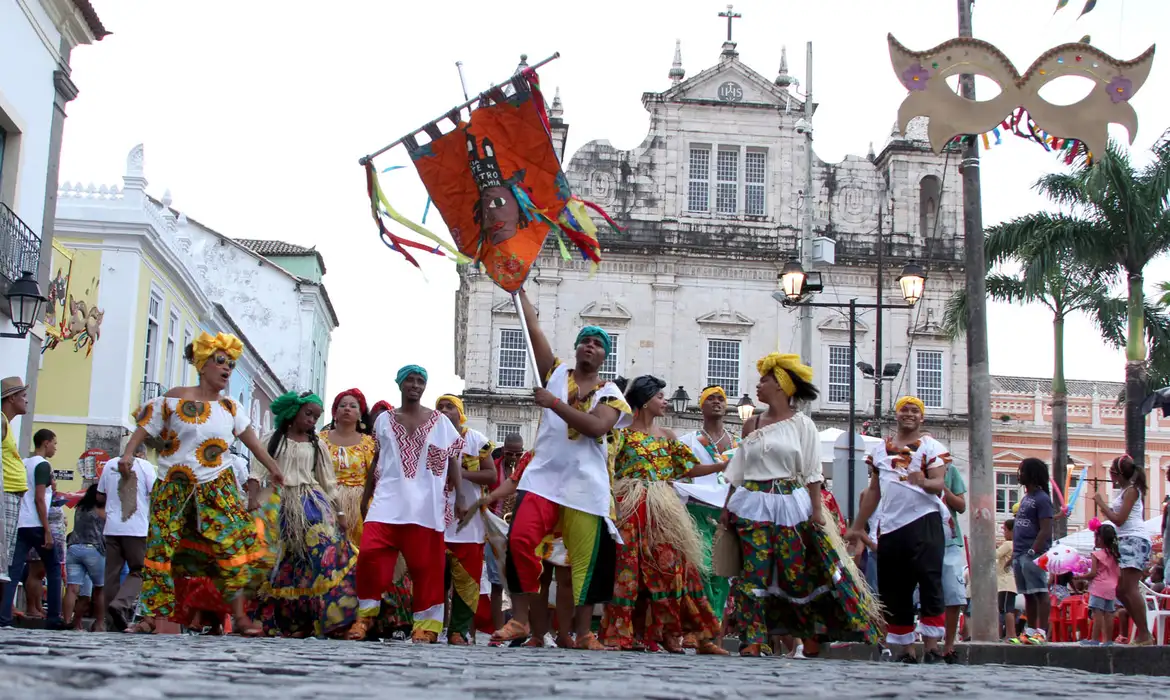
[356,522,445,633]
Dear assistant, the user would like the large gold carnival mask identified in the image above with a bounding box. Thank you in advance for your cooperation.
[888,34,1154,157]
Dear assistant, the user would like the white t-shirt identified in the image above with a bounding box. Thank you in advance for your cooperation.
[97,457,158,537]
[17,457,53,529]
[366,410,464,532]
[516,362,632,521]
[445,428,492,544]
[865,434,951,537]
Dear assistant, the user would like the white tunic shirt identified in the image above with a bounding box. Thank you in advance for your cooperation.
[516,362,632,521]
[865,435,952,537]
[366,410,464,532]
[723,412,822,487]
[97,457,157,537]
[445,428,492,544]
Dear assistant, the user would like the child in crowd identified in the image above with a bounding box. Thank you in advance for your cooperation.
[1076,522,1120,646]
[1011,458,1054,645]
[996,519,1017,640]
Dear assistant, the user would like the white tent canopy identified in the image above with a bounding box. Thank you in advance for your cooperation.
[819,427,882,465]
[1055,515,1163,556]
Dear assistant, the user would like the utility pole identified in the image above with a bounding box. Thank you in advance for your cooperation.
[799,41,814,369]
[958,0,996,643]
[874,194,884,428]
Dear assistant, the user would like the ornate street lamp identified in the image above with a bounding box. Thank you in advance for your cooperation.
[898,260,927,306]
[2,272,47,339]
[669,386,690,414]
[779,259,806,302]
[736,394,756,421]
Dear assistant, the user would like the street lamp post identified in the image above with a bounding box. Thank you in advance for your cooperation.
[736,394,756,422]
[772,261,926,521]
[669,386,690,415]
[1,271,48,339]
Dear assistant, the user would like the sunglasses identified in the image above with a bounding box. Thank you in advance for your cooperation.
[213,355,237,370]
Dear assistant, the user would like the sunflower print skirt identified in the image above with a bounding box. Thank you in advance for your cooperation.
[141,468,276,621]
[729,479,880,646]
[254,490,360,637]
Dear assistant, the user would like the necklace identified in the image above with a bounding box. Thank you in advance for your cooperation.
[701,426,731,451]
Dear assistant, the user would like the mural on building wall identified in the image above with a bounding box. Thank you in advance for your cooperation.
[42,243,104,356]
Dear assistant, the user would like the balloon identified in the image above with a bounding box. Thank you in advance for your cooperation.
[1049,478,1066,507]
[1038,544,1088,575]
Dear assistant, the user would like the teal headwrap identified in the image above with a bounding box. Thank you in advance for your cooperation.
[396,364,428,386]
[270,391,323,426]
[575,326,611,356]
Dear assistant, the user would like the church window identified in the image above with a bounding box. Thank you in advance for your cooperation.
[143,290,163,389]
[914,349,944,409]
[716,148,739,214]
[827,345,851,404]
[688,147,710,212]
[919,175,941,238]
[745,149,767,216]
[995,471,1019,515]
[706,338,741,398]
[497,329,528,388]
[598,333,620,381]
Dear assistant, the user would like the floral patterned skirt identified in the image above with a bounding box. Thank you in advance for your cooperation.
[254,490,360,638]
[729,479,880,646]
[600,482,721,649]
[141,468,276,621]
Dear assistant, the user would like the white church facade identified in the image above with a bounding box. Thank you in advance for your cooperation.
[454,38,970,471]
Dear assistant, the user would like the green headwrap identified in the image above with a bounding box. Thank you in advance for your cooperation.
[270,391,323,426]
[396,364,428,386]
[575,326,611,357]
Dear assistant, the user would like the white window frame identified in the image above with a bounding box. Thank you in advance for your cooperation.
[182,324,195,384]
[995,470,1020,515]
[705,338,742,400]
[914,349,945,409]
[826,345,851,405]
[688,145,711,213]
[164,309,180,389]
[598,332,620,381]
[715,147,740,214]
[495,423,522,445]
[143,288,163,387]
[745,148,767,216]
[497,328,528,389]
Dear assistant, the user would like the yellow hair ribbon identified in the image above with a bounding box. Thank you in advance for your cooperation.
[756,353,813,398]
[192,332,244,371]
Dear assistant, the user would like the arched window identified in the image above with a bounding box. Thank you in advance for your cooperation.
[919,175,942,238]
[251,399,261,425]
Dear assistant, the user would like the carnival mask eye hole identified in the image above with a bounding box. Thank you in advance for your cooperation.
[1035,74,1096,107]
[489,197,506,209]
[942,74,1005,102]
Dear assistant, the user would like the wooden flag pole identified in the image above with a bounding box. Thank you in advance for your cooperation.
[511,291,544,389]
[358,52,561,166]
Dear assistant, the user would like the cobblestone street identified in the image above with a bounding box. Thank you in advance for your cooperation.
[0,630,1164,699]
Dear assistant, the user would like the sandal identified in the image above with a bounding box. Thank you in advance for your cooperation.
[232,616,264,637]
[662,638,685,654]
[448,632,469,646]
[682,633,698,649]
[522,635,545,648]
[411,629,439,644]
[345,618,373,641]
[125,618,157,634]
[575,632,606,651]
[698,640,730,656]
[491,619,530,643]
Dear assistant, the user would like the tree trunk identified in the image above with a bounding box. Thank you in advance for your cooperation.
[1051,316,1069,538]
[1125,359,1147,468]
[1125,273,1147,468]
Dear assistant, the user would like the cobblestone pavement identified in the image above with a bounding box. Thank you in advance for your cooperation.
[0,629,1164,699]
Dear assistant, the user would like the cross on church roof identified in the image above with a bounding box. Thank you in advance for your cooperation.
[718,4,741,42]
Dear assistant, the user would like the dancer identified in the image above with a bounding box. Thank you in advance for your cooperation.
[493,289,631,650]
[436,394,494,645]
[676,385,738,646]
[850,396,950,663]
[120,332,285,635]
[487,433,524,630]
[601,375,728,654]
[727,354,880,657]
[250,391,360,638]
[348,365,464,643]
[319,389,376,544]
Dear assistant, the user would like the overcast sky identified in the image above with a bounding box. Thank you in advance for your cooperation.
[59,0,1169,408]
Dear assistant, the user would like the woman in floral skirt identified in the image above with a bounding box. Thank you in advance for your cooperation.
[723,353,881,656]
[600,375,728,654]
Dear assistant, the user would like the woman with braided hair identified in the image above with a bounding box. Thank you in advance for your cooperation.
[600,375,729,654]
[249,391,360,638]
[724,353,881,656]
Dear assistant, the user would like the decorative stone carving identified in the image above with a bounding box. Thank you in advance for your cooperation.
[579,294,632,328]
[696,301,755,336]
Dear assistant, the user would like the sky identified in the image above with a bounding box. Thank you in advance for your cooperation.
[58,0,1170,408]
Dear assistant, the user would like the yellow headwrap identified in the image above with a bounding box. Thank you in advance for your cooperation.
[699,386,727,406]
[895,396,926,415]
[757,353,814,398]
[436,394,466,426]
[191,332,244,371]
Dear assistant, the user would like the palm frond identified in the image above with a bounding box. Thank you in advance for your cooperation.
[942,288,968,339]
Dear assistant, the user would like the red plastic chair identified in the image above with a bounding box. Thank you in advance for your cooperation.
[1053,596,1090,642]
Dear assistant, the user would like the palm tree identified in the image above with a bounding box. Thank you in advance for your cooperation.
[943,256,1113,537]
[978,136,1170,469]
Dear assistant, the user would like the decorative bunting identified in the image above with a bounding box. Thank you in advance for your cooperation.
[1079,0,1097,17]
